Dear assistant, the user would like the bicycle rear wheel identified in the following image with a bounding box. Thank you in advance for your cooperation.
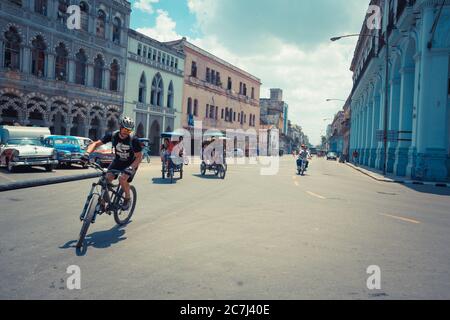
[114,186,137,225]
[76,193,100,249]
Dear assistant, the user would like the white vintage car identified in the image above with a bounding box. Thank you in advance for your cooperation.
[0,126,58,172]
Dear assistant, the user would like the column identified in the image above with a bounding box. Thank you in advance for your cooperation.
[365,100,373,166]
[22,46,31,74]
[87,63,94,87]
[394,66,415,176]
[361,105,367,164]
[370,93,381,167]
[387,77,401,173]
[46,52,55,80]
[68,59,76,83]
[414,7,449,181]
[0,39,4,68]
[104,68,111,91]
[376,85,386,170]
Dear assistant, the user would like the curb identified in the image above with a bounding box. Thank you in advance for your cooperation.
[345,163,450,188]
[0,172,102,193]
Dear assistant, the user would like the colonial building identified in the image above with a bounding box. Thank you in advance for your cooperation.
[328,111,345,156]
[123,29,185,154]
[165,38,261,156]
[349,0,450,181]
[260,88,289,153]
[0,0,130,140]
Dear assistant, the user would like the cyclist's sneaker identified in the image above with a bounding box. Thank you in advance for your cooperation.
[121,198,131,211]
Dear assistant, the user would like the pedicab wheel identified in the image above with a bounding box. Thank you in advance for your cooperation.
[114,186,137,226]
[200,162,206,176]
[218,165,226,179]
[214,166,220,176]
[161,165,165,179]
[169,167,174,184]
[76,193,100,249]
[180,167,183,179]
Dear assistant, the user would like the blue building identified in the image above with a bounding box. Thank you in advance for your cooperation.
[349,0,450,181]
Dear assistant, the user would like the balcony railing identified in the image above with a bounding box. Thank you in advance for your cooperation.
[136,103,175,115]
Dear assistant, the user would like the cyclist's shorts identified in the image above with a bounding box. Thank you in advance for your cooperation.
[107,160,137,183]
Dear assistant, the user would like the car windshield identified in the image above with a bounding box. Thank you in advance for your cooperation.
[8,138,44,146]
[54,138,78,145]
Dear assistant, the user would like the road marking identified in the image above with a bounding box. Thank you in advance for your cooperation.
[306,191,326,199]
[379,213,421,224]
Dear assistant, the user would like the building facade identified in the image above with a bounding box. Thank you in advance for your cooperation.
[328,111,345,156]
[0,0,130,140]
[165,38,261,155]
[123,30,184,154]
[260,88,289,153]
[349,0,450,181]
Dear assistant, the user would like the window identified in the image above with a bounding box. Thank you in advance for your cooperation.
[216,72,221,86]
[167,81,174,108]
[109,59,119,91]
[210,105,214,119]
[57,0,68,23]
[9,0,22,6]
[143,46,147,59]
[157,51,161,63]
[225,108,229,121]
[31,36,46,77]
[194,99,198,116]
[187,98,192,115]
[75,49,87,85]
[55,43,68,81]
[251,87,255,99]
[240,112,244,124]
[93,55,104,89]
[191,61,197,77]
[153,50,156,61]
[170,57,174,68]
[239,82,243,94]
[233,112,236,122]
[238,113,241,122]
[137,44,142,56]
[205,104,209,118]
[211,70,215,85]
[227,77,232,90]
[206,68,210,82]
[243,84,247,96]
[112,17,121,44]
[221,109,224,119]
[138,73,146,103]
[151,73,164,107]
[148,49,151,59]
[175,59,178,69]
[215,107,218,120]
[96,10,106,38]
[35,0,47,15]
[162,53,165,65]
[4,26,21,70]
[80,2,89,31]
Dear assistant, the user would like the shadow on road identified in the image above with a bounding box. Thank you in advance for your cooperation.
[59,224,128,256]
[151,177,180,184]
[403,184,450,196]
[192,174,221,180]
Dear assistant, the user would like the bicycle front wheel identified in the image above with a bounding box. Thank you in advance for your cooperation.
[76,193,100,249]
[114,186,137,225]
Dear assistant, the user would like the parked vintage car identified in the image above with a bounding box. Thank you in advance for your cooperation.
[43,135,86,168]
[73,136,93,151]
[89,142,114,167]
[0,126,58,172]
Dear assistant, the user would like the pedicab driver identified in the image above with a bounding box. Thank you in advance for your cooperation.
[81,117,143,210]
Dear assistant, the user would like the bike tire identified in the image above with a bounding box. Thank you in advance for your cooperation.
[114,186,137,226]
[219,166,226,179]
[76,193,100,249]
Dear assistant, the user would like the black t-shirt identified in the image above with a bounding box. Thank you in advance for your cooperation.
[101,131,143,163]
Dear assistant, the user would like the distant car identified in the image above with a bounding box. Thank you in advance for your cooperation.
[73,136,93,152]
[234,148,245,158]
[89,142,114,167]
[43,135,86,168]
[326,152,338,160]
[309,148,318,155]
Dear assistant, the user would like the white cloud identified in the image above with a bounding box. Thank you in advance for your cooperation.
[136,9,182,42]
[133,0,159,14]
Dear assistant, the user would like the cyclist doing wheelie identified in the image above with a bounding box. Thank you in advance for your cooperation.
[81,117,143,211]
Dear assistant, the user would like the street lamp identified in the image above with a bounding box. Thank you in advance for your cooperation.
[326,99,346,102]
[331,32,389,176]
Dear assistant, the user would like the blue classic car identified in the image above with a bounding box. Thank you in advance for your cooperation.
[43,135,87,168]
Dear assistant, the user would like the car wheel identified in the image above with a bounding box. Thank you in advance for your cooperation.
[45,165,54,172]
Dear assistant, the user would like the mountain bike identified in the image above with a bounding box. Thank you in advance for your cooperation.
[76,162,137,249]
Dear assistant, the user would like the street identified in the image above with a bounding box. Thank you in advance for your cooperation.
[0,157,449,300]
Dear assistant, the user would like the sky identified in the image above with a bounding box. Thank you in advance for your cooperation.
[129,0,370,145]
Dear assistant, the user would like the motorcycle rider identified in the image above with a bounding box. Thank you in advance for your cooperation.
[297,144,311,170]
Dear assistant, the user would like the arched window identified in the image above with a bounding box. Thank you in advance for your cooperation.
[79,2,89,31]
[57,0,68,23]
[138,73,146,103]
[4,26,21,70]
[93,55,104,89]
[35,0,48,15]
[112,17,121,44]
[31,36,46,77]
[9,0,22,6]
[75,49,87,85]
[110,60,119,91]
[187,98,192,115]
[167,81,174,108]
[96,10,106,38]
[55,43,68,81]
[151,73,163,107]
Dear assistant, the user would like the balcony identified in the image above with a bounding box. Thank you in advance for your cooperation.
[135,103,175,116]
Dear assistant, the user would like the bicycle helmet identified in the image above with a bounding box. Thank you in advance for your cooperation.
[119,116,135,130]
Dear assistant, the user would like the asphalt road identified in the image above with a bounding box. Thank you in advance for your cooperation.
[1,157,449,300]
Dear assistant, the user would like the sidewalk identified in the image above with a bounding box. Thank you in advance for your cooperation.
[345,162,450,188]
